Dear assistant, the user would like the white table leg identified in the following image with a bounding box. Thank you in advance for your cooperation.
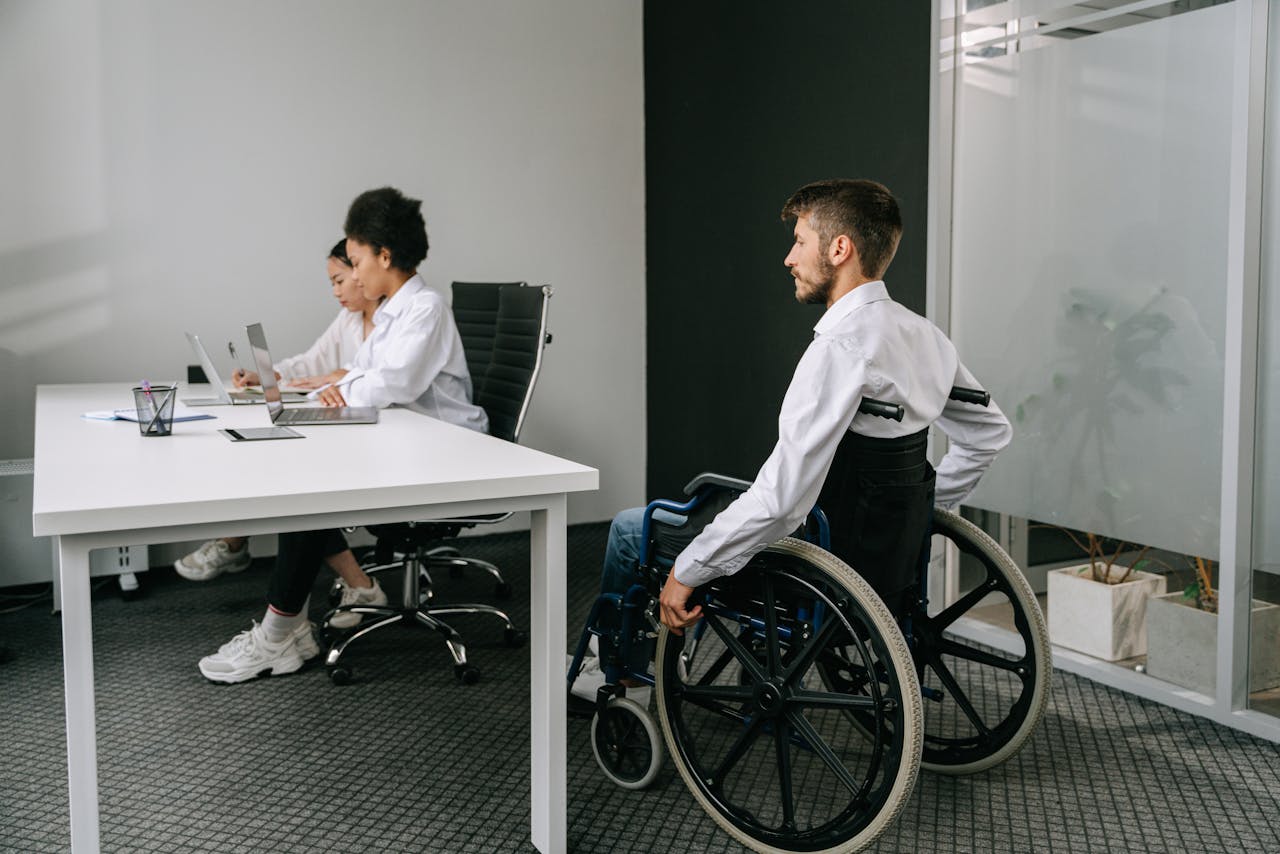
[58,535,100,853]
[529,495,567,854]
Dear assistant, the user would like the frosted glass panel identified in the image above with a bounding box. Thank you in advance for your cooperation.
[950,5,1235,559]
[1258,4,1280,574]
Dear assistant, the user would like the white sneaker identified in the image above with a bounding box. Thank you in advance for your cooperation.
[198,621,317,684]
[175,539,251,581]
[328,578,389,629]
[290,620,320,661]
[566,653,650,708]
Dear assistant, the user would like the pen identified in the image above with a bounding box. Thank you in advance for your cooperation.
[228,341,248,382]
[140,380,164,433]
[305,372,361,400]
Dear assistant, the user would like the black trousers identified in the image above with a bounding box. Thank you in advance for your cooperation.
[818,429,935,617]
[268,528,350,614]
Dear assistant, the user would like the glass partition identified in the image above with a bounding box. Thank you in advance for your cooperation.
[1250,0,1280,717]
[949,3,1236,563]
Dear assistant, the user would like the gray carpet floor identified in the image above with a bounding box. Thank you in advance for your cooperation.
[1,522,1278,853]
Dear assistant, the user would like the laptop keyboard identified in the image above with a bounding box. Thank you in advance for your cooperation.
[276,407,356,424]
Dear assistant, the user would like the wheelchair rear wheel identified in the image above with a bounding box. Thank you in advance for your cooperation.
[816,509,1049,776]
[656,538,921,853]
[911,507,1049,774]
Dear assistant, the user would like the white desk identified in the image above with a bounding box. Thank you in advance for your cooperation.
[32,383,598,853]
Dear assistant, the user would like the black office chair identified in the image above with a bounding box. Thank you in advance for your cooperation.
[323,282,553,685]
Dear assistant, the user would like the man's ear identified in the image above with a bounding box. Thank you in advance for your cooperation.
[829,234,857,268]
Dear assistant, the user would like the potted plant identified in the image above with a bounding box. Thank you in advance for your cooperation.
[1145,557,1280,694]
[1046,530,1166,661]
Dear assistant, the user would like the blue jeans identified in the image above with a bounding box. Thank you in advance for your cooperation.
[598,506,680,676]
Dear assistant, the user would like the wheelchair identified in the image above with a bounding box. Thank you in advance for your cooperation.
[567,389,1051,853]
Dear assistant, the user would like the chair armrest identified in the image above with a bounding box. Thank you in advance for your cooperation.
[682,471,753,497]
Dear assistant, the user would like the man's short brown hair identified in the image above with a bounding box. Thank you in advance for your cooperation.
[781,179,903,279]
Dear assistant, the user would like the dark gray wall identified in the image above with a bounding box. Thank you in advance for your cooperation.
[644,2,933,497]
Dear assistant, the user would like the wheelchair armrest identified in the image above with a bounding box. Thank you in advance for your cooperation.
[682,471,753,497]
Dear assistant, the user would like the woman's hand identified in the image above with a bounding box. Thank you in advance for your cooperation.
[289,376,329,390]
[231,369,261,388]
[289,369,350,390]
[316,385,347,407]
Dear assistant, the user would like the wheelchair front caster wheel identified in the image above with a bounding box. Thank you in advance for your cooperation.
[328,665,354,685]
[494,581,513,599]
[455,665,481,685]
[591,697,663,790]
[505,628,527,647]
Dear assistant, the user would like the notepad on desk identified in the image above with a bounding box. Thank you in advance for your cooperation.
[82,406,216,423]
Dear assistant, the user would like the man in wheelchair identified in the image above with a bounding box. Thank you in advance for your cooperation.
[570,178,1012,708]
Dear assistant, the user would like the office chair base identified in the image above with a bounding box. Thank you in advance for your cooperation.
[427,555,511,599]
[354,555,511,601]
[323,605,479,684]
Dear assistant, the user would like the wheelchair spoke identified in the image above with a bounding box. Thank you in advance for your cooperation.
[706,613,769,684]
[710,715,767,788]
[785,709,863,797]
[762,575,783,676]
[694,645,739,687]
[679,689,752,724]
[781,615,840,687]
[926,654,991,736]
[682,683,755,704]
[789,688,880,711]
[936,637,1026,675]
[603,715,645,774]
[774,714,797,831]
[932,577,997,630]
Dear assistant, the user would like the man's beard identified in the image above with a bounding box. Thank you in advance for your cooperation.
[795,257,837,305]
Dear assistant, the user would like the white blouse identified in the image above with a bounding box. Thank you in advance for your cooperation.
[672,281,1013,588]
[274,309,365,380]
[342,275,489,433]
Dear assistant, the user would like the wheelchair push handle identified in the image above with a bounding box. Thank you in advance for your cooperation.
[859,385,992,422]
[949,385,991,407]
[857,397,904,421]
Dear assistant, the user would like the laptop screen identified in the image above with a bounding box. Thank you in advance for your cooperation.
[244,323,284,422]
[183,332,231,404]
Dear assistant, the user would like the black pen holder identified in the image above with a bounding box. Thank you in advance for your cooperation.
[132,386,176,436]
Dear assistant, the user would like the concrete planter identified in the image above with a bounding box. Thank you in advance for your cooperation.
[1145,593,1280,694]
[1047,564,1167,661]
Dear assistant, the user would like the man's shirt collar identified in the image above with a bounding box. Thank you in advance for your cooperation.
[813,280,889,335]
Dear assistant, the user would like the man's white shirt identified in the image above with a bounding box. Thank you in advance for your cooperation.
[671,281,1012,588]
[341,275,489,433]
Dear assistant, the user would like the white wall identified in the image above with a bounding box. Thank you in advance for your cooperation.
[0,0,645,525]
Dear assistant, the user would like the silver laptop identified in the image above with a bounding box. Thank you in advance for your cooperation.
[245,323,379,425]
[182,332,306,406]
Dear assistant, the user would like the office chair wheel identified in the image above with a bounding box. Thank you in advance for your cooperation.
[909,507,1050,775]
[504,627,527,647]
[656,538,922,854]
[455,664,482,685]
[494,580,513,599]
[592,696,663,790]
[328,664,354,686]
